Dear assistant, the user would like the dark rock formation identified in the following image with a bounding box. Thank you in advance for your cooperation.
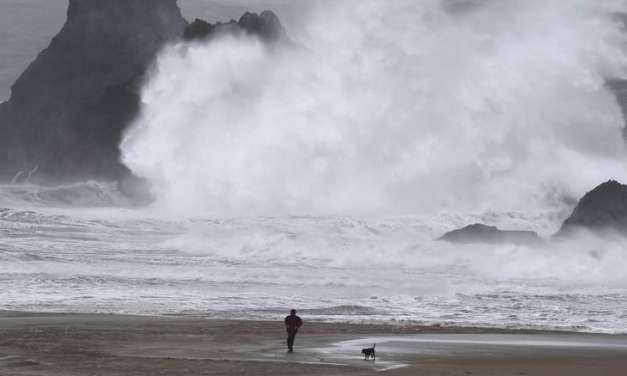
[0,0,188,183]
[439,223,543,246]
[558,180,627,236]
[183,10,287,43]
[239,11,287,41]
[183,19,218,40]
[0,2,289,190]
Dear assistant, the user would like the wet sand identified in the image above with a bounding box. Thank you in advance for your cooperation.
[0,312,626,375]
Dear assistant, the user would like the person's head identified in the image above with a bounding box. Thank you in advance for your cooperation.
[290,309,296,315]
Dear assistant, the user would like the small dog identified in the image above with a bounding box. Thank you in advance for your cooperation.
[361,344,376,360]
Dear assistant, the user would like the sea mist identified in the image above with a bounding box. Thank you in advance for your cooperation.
[122,0,627,215]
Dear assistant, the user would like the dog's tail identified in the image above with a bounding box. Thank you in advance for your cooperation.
[373,343,376,349]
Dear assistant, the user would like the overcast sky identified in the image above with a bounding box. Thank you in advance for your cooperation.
[0,0,301,101]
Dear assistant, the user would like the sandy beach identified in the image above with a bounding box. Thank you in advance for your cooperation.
[0,312,626,375]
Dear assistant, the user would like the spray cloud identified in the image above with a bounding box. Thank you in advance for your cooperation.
[122,0,627,214]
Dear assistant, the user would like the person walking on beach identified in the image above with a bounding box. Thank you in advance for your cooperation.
[284,309,303,352]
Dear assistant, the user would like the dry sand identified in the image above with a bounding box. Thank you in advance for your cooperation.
[0,312,625,375]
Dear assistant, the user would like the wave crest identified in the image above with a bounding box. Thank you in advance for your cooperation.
[122,0,627,215]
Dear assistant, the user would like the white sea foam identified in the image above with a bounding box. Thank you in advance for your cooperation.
[123,0,627,215]
[3,1,627,334]
[0,203,626,333]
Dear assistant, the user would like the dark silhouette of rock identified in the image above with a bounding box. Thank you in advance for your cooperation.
[0,0,188,184]
[183,19,217,40]
[0,2,290,193]
[239,11,287,41]
[183,10,287,43]
[558,180,627,236]
[439,223,543,246]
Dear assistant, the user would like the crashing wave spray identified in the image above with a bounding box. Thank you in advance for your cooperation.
[122,0,627,214]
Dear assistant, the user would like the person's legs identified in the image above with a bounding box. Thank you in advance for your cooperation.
[287,331,296,352]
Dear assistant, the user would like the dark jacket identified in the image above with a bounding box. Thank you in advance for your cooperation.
[284,314,303,334]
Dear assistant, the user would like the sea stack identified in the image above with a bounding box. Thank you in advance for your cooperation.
[558,180,627,236]
[0,0,187,183]
[0,1,288,188]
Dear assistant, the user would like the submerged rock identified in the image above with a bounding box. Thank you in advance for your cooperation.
[439,223,543,246]
[558,180,627,236]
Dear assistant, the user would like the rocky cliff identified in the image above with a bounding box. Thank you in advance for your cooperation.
[0,0,188,184]
[0,1,288,188]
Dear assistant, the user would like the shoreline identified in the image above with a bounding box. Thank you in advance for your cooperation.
[1,309,622,336]
[1,312,626,375]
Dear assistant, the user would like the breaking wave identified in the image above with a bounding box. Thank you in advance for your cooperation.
[123,0,627,215]
[3,0,627,335]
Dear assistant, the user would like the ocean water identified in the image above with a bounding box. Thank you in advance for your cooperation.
[113,0,627,333]
[3,1,627,334]
[0,183,626,334]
